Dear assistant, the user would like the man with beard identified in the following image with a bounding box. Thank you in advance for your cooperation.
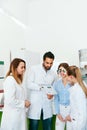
[27,51,57,130]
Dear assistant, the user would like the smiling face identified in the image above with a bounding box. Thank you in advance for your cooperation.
[57,66,67,78]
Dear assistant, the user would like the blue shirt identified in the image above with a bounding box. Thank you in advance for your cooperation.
[53,79,71,114]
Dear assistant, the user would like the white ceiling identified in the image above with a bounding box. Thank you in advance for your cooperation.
[0,0,29,26]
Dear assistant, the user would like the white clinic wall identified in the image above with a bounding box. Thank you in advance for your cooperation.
[0,0,87,68]
[0,49,10,76]
[0,13,25,50]
[0,7,26,75]
[25,0,87,66]
[10,49,40,69]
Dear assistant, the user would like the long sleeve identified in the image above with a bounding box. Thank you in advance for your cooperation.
[3,76,25,109]
[70,84,87,129]
[54,94,60,114]
[53,81,60,114]
[71,88,86,119]
[26,67,41,91]
[53,79,70,115]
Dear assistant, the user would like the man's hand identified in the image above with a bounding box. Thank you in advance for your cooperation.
[25,100,31,108]
[47,94,53,99]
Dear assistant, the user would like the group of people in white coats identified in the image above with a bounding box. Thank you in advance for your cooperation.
[0,51,87,130]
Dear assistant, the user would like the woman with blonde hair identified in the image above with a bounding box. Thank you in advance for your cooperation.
[1,58,31,130]
[65,65,87,130]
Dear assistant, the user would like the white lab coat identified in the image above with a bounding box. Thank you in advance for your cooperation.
[69,83,87,130]
[1,76,27,130]
[26,64,57,120]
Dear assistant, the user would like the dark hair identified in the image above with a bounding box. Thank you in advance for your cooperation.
[43,51,55,61]
[58,63,69,70]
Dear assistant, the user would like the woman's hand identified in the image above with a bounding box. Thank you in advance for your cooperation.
[65,115,71,122]
[57,114,65,122]
[25,100,31,108]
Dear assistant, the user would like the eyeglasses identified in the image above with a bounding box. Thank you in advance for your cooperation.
[57,68,67,74]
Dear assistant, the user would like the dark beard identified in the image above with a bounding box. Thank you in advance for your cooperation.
[43,63,51,71]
